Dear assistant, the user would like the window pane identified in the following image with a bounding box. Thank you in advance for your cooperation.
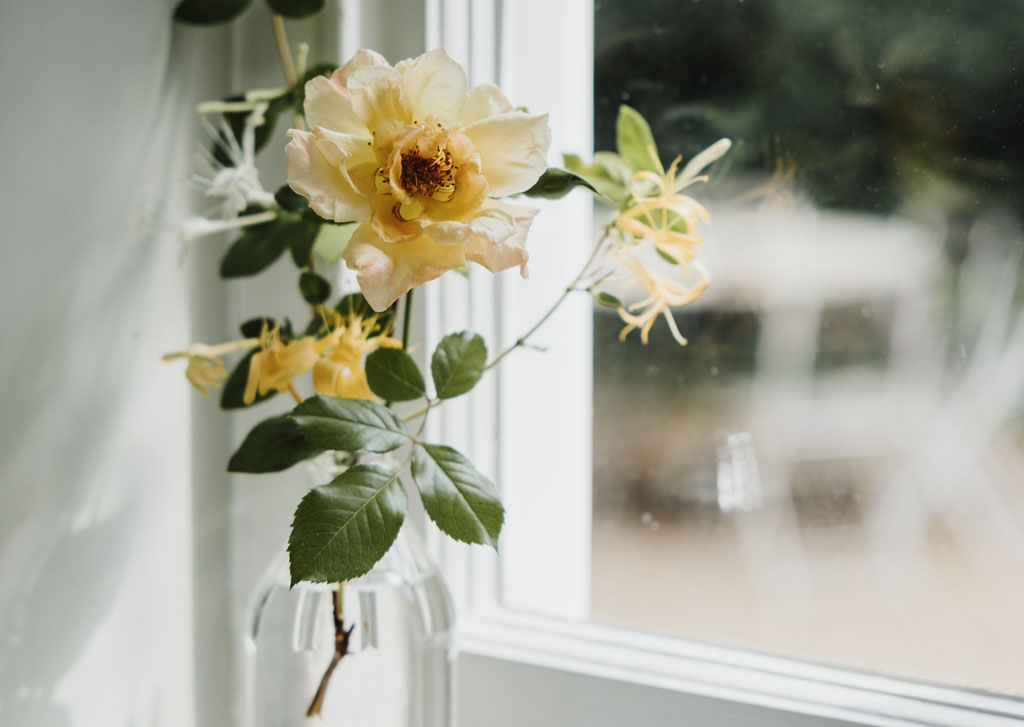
[591,0,1024,694]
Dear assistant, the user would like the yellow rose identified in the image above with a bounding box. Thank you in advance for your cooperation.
[285,48,550,311]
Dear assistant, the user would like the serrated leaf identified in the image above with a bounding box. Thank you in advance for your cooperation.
[594,291,625,309]
[522,167,600,199]
[616,104,660,174]
[365,348,426,402]
[431,332,487,399]
[412,444,503,547]
[220,349,277,409]
[227,415,322,472]
[311,221,357,263]
[174,0,250,24]
[289,464,407,584]
[267,0,325,19]
[298,271,331,305]
[288,396,410,452]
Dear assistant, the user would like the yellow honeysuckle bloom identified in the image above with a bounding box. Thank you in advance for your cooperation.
[163,339,259,396]
[611,247,710,347]
[312,312,401,400]
[243,326,323,404]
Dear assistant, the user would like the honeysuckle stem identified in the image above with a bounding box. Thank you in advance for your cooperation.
[485,227,613,371]
[401,289,415,351]
[271,14,305,128]
[286,383,303,404]
[181,210,278,241]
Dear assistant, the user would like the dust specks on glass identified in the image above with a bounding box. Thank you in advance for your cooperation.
[590,0,1024,695]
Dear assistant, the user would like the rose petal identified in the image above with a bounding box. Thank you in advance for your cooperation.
[347,65,411,128]
[343,223,468,311]
[465,112,551,197]
[286,130,370,222]
[460,200,536,275]
[397,48,468,124]
[304,76,367,135]
[458,83,514,125]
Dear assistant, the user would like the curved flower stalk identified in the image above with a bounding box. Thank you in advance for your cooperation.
[285,48,551,311]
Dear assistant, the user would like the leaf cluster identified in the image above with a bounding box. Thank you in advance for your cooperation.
[174,0,325,25]
[228,331,502,585]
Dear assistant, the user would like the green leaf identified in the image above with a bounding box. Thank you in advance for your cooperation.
[431,332,487,400]
[239,316,275,339]
[173,0,250,24]
[564,152,633,203]
[594,291,625,309]
[288,396,410,452]
[267,0,325,19]
[335,293,393,336]
[228,415,323,473]
[274,184,308,213]
[221,215,319,278]
[656,246,680,265]
[522,167,600,199]
[289,464,407,585]
[298,271,332,305]
[365,348,426,402]
[311,221,357,263]
[411,444,503,547]
[616,104,661,174]
[220,349,277,409]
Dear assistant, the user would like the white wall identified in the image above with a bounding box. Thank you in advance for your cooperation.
[0,3,227,725]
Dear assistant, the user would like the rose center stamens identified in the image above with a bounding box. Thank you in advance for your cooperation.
[400,146,456,202]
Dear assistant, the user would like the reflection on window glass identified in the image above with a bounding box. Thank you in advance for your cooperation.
[591,0,1024,694]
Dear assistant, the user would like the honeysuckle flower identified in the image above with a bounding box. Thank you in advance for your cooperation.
[244,326,324,404]
[312,310,401,399]
[163,339,259,396]
[285,48,550,311]
[192,103,276,218]
[611,247,710,346]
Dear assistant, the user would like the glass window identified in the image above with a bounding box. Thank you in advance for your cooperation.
[590,0,1024,695]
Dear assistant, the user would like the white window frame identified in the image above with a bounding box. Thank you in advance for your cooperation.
[417,2,1024,726]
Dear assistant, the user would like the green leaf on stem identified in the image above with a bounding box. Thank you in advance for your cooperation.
[431,332,487,400]
[221,215,319,278]
[267,0,325,20]
[289,464,407,585]
[220,349,276,409]
[288,396,410,452]
[564,152,633,203]
[411,444,503,547]
[594,291,625,309]
[239,316,275,339]
[522,167,600,199]
[616,104,661,174]
[298,271,332,305]
[365,348,426,402]
[228,415,323,472]
[173,0,251,25]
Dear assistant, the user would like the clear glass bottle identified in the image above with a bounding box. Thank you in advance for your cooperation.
[243,456,455,727]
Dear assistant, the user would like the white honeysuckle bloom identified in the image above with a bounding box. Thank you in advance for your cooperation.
[191,102,276,219]
[286,48,551,311]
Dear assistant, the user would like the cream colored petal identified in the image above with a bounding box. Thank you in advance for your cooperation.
[310,126,378,196]
[286,130,370,222]
[459,200,536,275]
[397,48,468,124]
[343,223,467,311]
[347,65,411,128]
[330,49,390,86]
[458,83,514,125]
[465,112,550,197]
[303,76,367,135]
[675,138,731,191]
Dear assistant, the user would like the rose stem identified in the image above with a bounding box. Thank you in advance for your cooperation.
[401,289,415,350]
[306,585,354,717]
[270,14,304,127]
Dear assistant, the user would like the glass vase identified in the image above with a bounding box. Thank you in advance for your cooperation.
[242,459,455,727]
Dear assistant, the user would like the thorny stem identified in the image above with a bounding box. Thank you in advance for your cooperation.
[306,585,354,717]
